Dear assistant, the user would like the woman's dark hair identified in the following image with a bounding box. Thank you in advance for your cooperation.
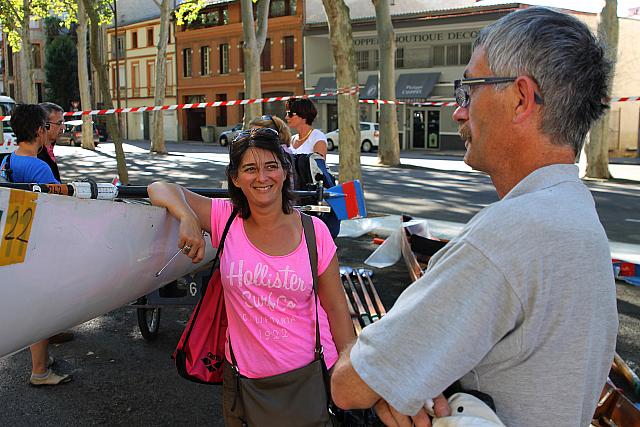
[285,98,317,126]
[226,128,296,219]
[10,104,47,143]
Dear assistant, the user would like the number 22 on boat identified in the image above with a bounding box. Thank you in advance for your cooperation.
[0,189,37,266]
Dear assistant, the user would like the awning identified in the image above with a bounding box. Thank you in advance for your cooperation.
[313,76,337,93]
[312,77,338,101]
[361,75,378,99]
[396,73,440,99]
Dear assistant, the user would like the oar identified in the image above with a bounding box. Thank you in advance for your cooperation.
[341,286,362,335]
[613,353,640,396]
[340,266,371,326]
[0,181,365,220]
[356,268,386,317]
[350,269,379,322]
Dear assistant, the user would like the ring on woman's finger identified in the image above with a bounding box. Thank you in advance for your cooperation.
[183,244,192,253]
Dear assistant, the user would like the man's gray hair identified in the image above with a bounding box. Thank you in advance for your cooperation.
[39,102,64,116]
[474,7,611,153]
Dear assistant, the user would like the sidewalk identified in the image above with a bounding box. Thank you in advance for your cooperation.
[353,149,640,182]
[122,139,639,181]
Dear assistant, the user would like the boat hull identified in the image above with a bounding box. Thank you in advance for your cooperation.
[0,187,215,358]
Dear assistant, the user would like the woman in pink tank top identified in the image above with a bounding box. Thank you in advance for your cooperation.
[148,127,354,426]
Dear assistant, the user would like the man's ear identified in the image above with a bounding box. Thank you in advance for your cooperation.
[513,76,541,124]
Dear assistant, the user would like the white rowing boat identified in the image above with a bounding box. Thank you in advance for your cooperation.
[0,186,215,358]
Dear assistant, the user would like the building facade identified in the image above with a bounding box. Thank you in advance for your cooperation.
[106,0,178,141]
[1,19,47,103]
[175,0,304,141]
[304,0,640,154]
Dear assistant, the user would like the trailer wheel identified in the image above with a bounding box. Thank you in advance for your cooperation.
[137,307,161,341]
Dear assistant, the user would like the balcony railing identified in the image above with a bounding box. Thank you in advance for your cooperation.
[110,86,177,101]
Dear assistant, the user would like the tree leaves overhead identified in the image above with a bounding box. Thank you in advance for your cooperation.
[0,0,80,51]
[174,0,206,26]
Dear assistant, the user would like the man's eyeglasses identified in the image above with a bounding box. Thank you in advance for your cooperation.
[47,120,65,126]
[232,127,279,144]
[286,111,297,118]
[454,77,543,108]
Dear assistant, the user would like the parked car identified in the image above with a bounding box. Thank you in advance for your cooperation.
[0,95,16,116]
[325,122,380,152]
[1,123,17,155]
[218,123,243,146]
[2,123,16,145]
[57,120,100,147]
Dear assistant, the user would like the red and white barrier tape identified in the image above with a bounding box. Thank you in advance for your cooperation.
[1,87,637,122]
[0,86,359,122]
[611,96,640,102]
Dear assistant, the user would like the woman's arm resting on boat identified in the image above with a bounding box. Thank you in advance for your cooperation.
[318,255,355,353]
[147,181,212,263]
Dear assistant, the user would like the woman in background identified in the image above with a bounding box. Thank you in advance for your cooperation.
[286,98,327,158]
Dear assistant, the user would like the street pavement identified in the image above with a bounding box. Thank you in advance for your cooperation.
[0,140,638,425]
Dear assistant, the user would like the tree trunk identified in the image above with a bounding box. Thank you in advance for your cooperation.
[77,0,95,150]
[321,0,361,183]
[150,0,170,154]
[83,0,129,185]
[240,0,269,127]
[373,0,399,167]
[585,0,617,179]
[17,0,36,103]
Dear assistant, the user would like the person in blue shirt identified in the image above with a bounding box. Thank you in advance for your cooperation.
[0,104,70,386]
[0,104,59,184]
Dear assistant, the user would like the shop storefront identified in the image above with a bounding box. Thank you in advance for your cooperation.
[303,3,506,151]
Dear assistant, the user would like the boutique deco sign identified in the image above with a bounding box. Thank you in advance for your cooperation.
[353,30,479,47]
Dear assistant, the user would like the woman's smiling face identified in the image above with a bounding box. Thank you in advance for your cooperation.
[231,147,287,209]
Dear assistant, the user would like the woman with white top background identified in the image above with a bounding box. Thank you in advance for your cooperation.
[285,98,328,158]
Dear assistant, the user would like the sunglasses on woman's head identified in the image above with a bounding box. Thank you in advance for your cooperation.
[260,115,277,128]
[232,127,280,144]
[286,111,297,118]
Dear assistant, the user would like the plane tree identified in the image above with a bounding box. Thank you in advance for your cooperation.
[149,0,171,154]
[585,0,618,179]
[321,0,362,183]
[372,0,400,167]
[81,0,129,183]
[76,0,95,150]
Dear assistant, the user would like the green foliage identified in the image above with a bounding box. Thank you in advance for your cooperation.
[0,0,77,51]
[0,0,24,49]
[174,0,206,26]
[44,35,79,111]
[85,0,115,26]
[44,16,64,41]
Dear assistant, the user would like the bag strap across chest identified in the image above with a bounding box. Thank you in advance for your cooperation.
[0,153,14,183]
[229,213,320,371]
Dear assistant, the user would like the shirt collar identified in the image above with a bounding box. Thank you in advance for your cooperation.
[502,164,580,201]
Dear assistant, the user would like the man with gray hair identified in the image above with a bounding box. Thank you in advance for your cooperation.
[38,102,65,182]
[331,7,618,426]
